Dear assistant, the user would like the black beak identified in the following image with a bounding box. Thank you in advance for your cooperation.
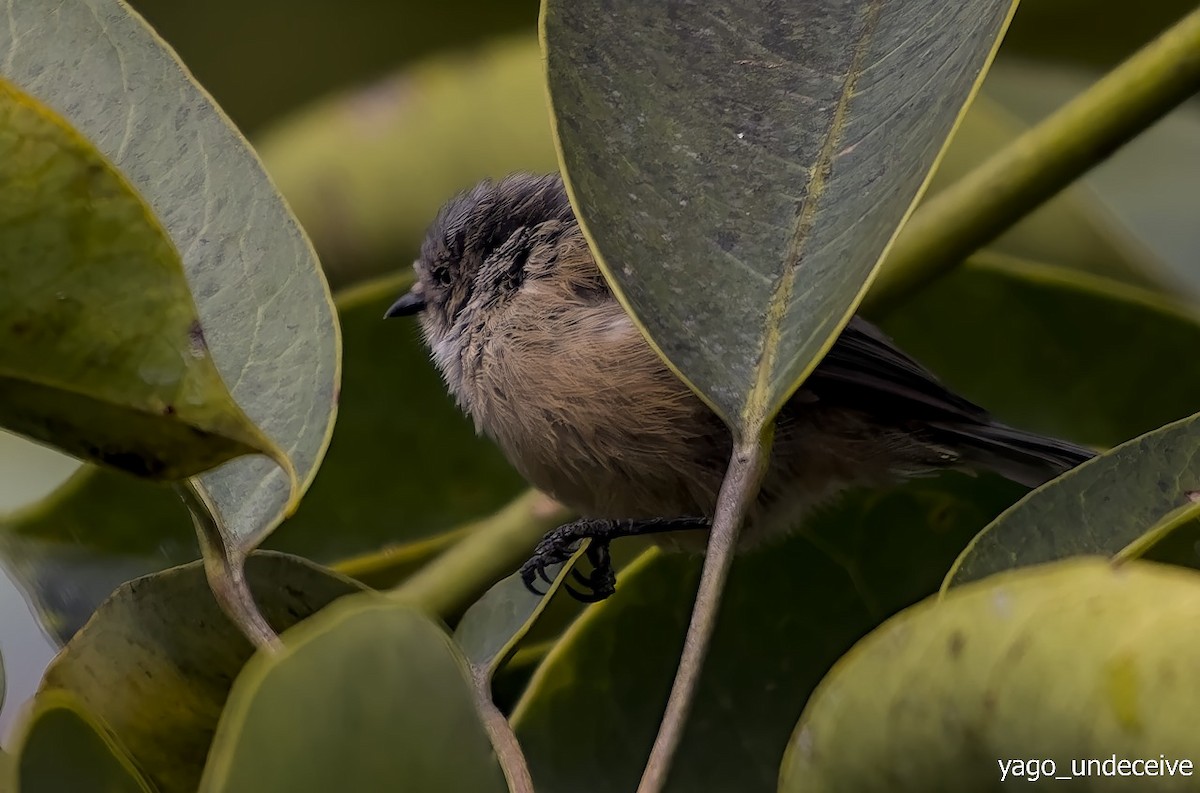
[384,291,427,318]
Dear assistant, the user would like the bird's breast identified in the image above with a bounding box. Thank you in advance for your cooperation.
[457,298,727,520]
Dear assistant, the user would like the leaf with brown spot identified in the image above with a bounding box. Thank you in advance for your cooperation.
[0,79,291,484]
[781,559,1200,792]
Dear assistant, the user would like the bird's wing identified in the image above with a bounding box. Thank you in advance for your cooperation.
[803,317,988,424]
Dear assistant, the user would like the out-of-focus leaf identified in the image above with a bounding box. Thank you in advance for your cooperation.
[780,559,1200,792]
[14,691,154,793]
[0,466,194,644]
[878,253,1200,448]
[268,273,526,560]
[0,433,79,516]
[492,639,555,715]
[512,474,1026,793]
[198,596,507,793]
[2,468,192,559]
[125,0,538,132]
[257,35,558,290]
[0,79,288,482]
[38,552,364,793]
[945,413,1200,589]
[1,0,339,551]
[1000,0,1198,69]
[544,0,1016,428]
[983,59,1200,297]
[925,92,1161,288]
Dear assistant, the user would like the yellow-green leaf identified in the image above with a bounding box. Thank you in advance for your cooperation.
[1,0,339,550]
[14,691,154,793]
[0,80,288,482]
[198,596,507,793]
[37,552,364,793]
[780,559,1200,792]
[543,0,1017,430]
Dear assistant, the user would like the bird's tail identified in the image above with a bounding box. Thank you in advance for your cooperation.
[933,421,1096,489]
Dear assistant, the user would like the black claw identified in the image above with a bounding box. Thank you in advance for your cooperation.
[517,517,711,602]
[563,581,608,603]
[519,560,548,597]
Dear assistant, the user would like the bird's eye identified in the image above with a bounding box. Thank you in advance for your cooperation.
[432,267,452,287]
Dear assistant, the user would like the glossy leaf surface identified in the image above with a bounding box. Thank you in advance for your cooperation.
[544,0,1016,428]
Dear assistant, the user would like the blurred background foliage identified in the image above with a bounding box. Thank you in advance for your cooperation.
[0,0,1197,760]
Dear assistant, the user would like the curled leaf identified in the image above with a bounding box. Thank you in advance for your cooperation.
[0,79,290,483]
[1,0,340,552]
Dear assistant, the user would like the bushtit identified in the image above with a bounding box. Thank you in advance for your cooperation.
[386,173,1093,600]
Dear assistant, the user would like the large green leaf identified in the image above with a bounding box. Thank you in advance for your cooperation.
[256,35,558,290]
[780,559,1200,792]
[544,0,1016,427]
[198,596,507,793]
[14,691,154,793]
[511,474,1025,793]
[38,552,364,793]
[1,0,339,550]
[877,253,1200,448]
[0,79,289,482]
[945,412,1200,588]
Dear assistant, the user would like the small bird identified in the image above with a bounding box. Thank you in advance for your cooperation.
[386,173,1094,600]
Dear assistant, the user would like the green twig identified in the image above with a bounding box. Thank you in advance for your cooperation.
[391,490,572,618]
[864,5,1200,316]
[332,527,469,589]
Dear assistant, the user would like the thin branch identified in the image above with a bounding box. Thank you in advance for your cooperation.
[637,431,772,793]
[864,4,1200,316]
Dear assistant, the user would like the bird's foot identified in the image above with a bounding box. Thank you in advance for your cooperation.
[519,517,709,602]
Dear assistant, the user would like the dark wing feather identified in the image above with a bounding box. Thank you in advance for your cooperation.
[806,317,987,423]
[805,317,1094,487]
